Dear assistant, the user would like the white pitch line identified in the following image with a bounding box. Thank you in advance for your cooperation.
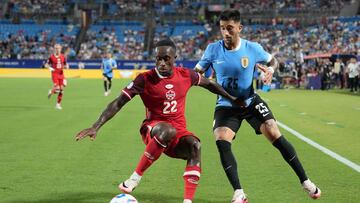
[277,121,360,173]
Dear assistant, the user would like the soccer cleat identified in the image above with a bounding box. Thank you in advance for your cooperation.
[55,103,62,110]
[47,90,52,99]
[302,179,321,199]
[232,189,248,203]
[119,172,142,194]
[183,199,192,203]
[104,91,109,96]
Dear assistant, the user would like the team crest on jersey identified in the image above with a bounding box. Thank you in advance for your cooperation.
[165,84,174,89]
[241,57,249,68]
[166,90,176,100]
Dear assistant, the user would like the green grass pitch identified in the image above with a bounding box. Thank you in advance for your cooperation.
[0,78,359,203]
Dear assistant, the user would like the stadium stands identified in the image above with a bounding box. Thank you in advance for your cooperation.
[0,22,78,59]
[77,23,145,60]
[0,0,358,90]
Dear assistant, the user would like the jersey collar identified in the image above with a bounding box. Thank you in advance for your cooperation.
[225,38,242,52]
[155,67,168,79]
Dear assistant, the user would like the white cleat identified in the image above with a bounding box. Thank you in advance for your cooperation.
[232,189,248,203]
[302,179,321,199]
[55,103,62,110]
[104,91,109,96]
[119,172,142,194]
[183,199,192,203]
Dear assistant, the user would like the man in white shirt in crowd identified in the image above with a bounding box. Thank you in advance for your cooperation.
[347,57,359,92]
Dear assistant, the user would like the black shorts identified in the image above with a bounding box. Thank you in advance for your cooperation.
[213,94,275,135]
[103,74,112,81]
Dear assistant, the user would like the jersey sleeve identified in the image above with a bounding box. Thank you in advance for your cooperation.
[121,74,145,99]
[46,56,52,65]
[188,68,201,86]
[253,42,272,64]
[195,44,213,72]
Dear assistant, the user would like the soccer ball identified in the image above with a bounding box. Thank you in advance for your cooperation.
[110,194,138,203]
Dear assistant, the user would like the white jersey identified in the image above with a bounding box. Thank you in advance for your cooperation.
[347,62,359,78]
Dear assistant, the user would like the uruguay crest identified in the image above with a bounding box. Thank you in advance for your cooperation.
[241,57,249,68]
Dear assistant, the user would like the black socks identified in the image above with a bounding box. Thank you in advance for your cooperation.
[104,81,108,91]
[216,140,241,190]
[273,135,308,183]
[104,80,112,91]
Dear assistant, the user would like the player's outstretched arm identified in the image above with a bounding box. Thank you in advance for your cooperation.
[75,94,130,141]
[198,76,245,107]
[257,57,279,84]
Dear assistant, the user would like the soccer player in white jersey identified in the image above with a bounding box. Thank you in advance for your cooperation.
[195,9,321,203]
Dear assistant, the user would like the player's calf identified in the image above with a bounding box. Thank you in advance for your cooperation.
[183,165,201,202]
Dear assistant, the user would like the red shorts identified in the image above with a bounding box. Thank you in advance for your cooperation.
[139,120,199,158]
[52,73,65,86]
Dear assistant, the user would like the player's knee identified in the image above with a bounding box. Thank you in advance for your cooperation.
[263,119,278,132]
[214,127,235,142]
[151,122,176,145]
[262,119,281,141]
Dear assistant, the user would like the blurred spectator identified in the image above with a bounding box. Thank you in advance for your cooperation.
[347,57,359,92]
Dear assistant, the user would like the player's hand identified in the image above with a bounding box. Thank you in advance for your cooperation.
[233,97,246,108]
[75,127,97,141]
[257,64,273,85]
[49,67,55,72]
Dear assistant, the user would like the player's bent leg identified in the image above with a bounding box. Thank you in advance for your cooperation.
[119,122,176,194]
[172,136,202,203]
[108,77,112,93]
[214,127,247,203]
[261,120,321,199]
[49,84,60,98]
[151,122,177,145]
[103,77,109,95]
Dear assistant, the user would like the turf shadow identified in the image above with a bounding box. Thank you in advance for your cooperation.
[6,191,227,203]
[5,192,114,203]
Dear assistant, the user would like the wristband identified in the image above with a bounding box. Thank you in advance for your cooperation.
[268,66,274,74]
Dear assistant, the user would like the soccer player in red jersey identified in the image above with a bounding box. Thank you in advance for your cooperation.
[75,39,244,203]
[46,44,69,110]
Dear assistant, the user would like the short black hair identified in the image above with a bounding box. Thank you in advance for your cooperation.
[155,38,176,52]
[219,9,241,22]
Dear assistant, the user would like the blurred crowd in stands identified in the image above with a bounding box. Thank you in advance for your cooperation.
[0,0,359,90]
[7,0,68,14]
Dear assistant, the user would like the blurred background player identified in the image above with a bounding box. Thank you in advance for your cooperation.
[195,10,321,203]
[46,44,69,110]
[75,39,243,203]
[101,52,117,96]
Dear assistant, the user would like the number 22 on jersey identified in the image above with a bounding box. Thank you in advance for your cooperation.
[163,101,177,114]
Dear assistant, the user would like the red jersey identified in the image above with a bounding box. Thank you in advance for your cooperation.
[47,54,67,75]
[122,67,201,131]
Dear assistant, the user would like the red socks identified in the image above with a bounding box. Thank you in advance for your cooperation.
[57,92,63,104]
[135,136,166,176]
[183,165,201,201]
